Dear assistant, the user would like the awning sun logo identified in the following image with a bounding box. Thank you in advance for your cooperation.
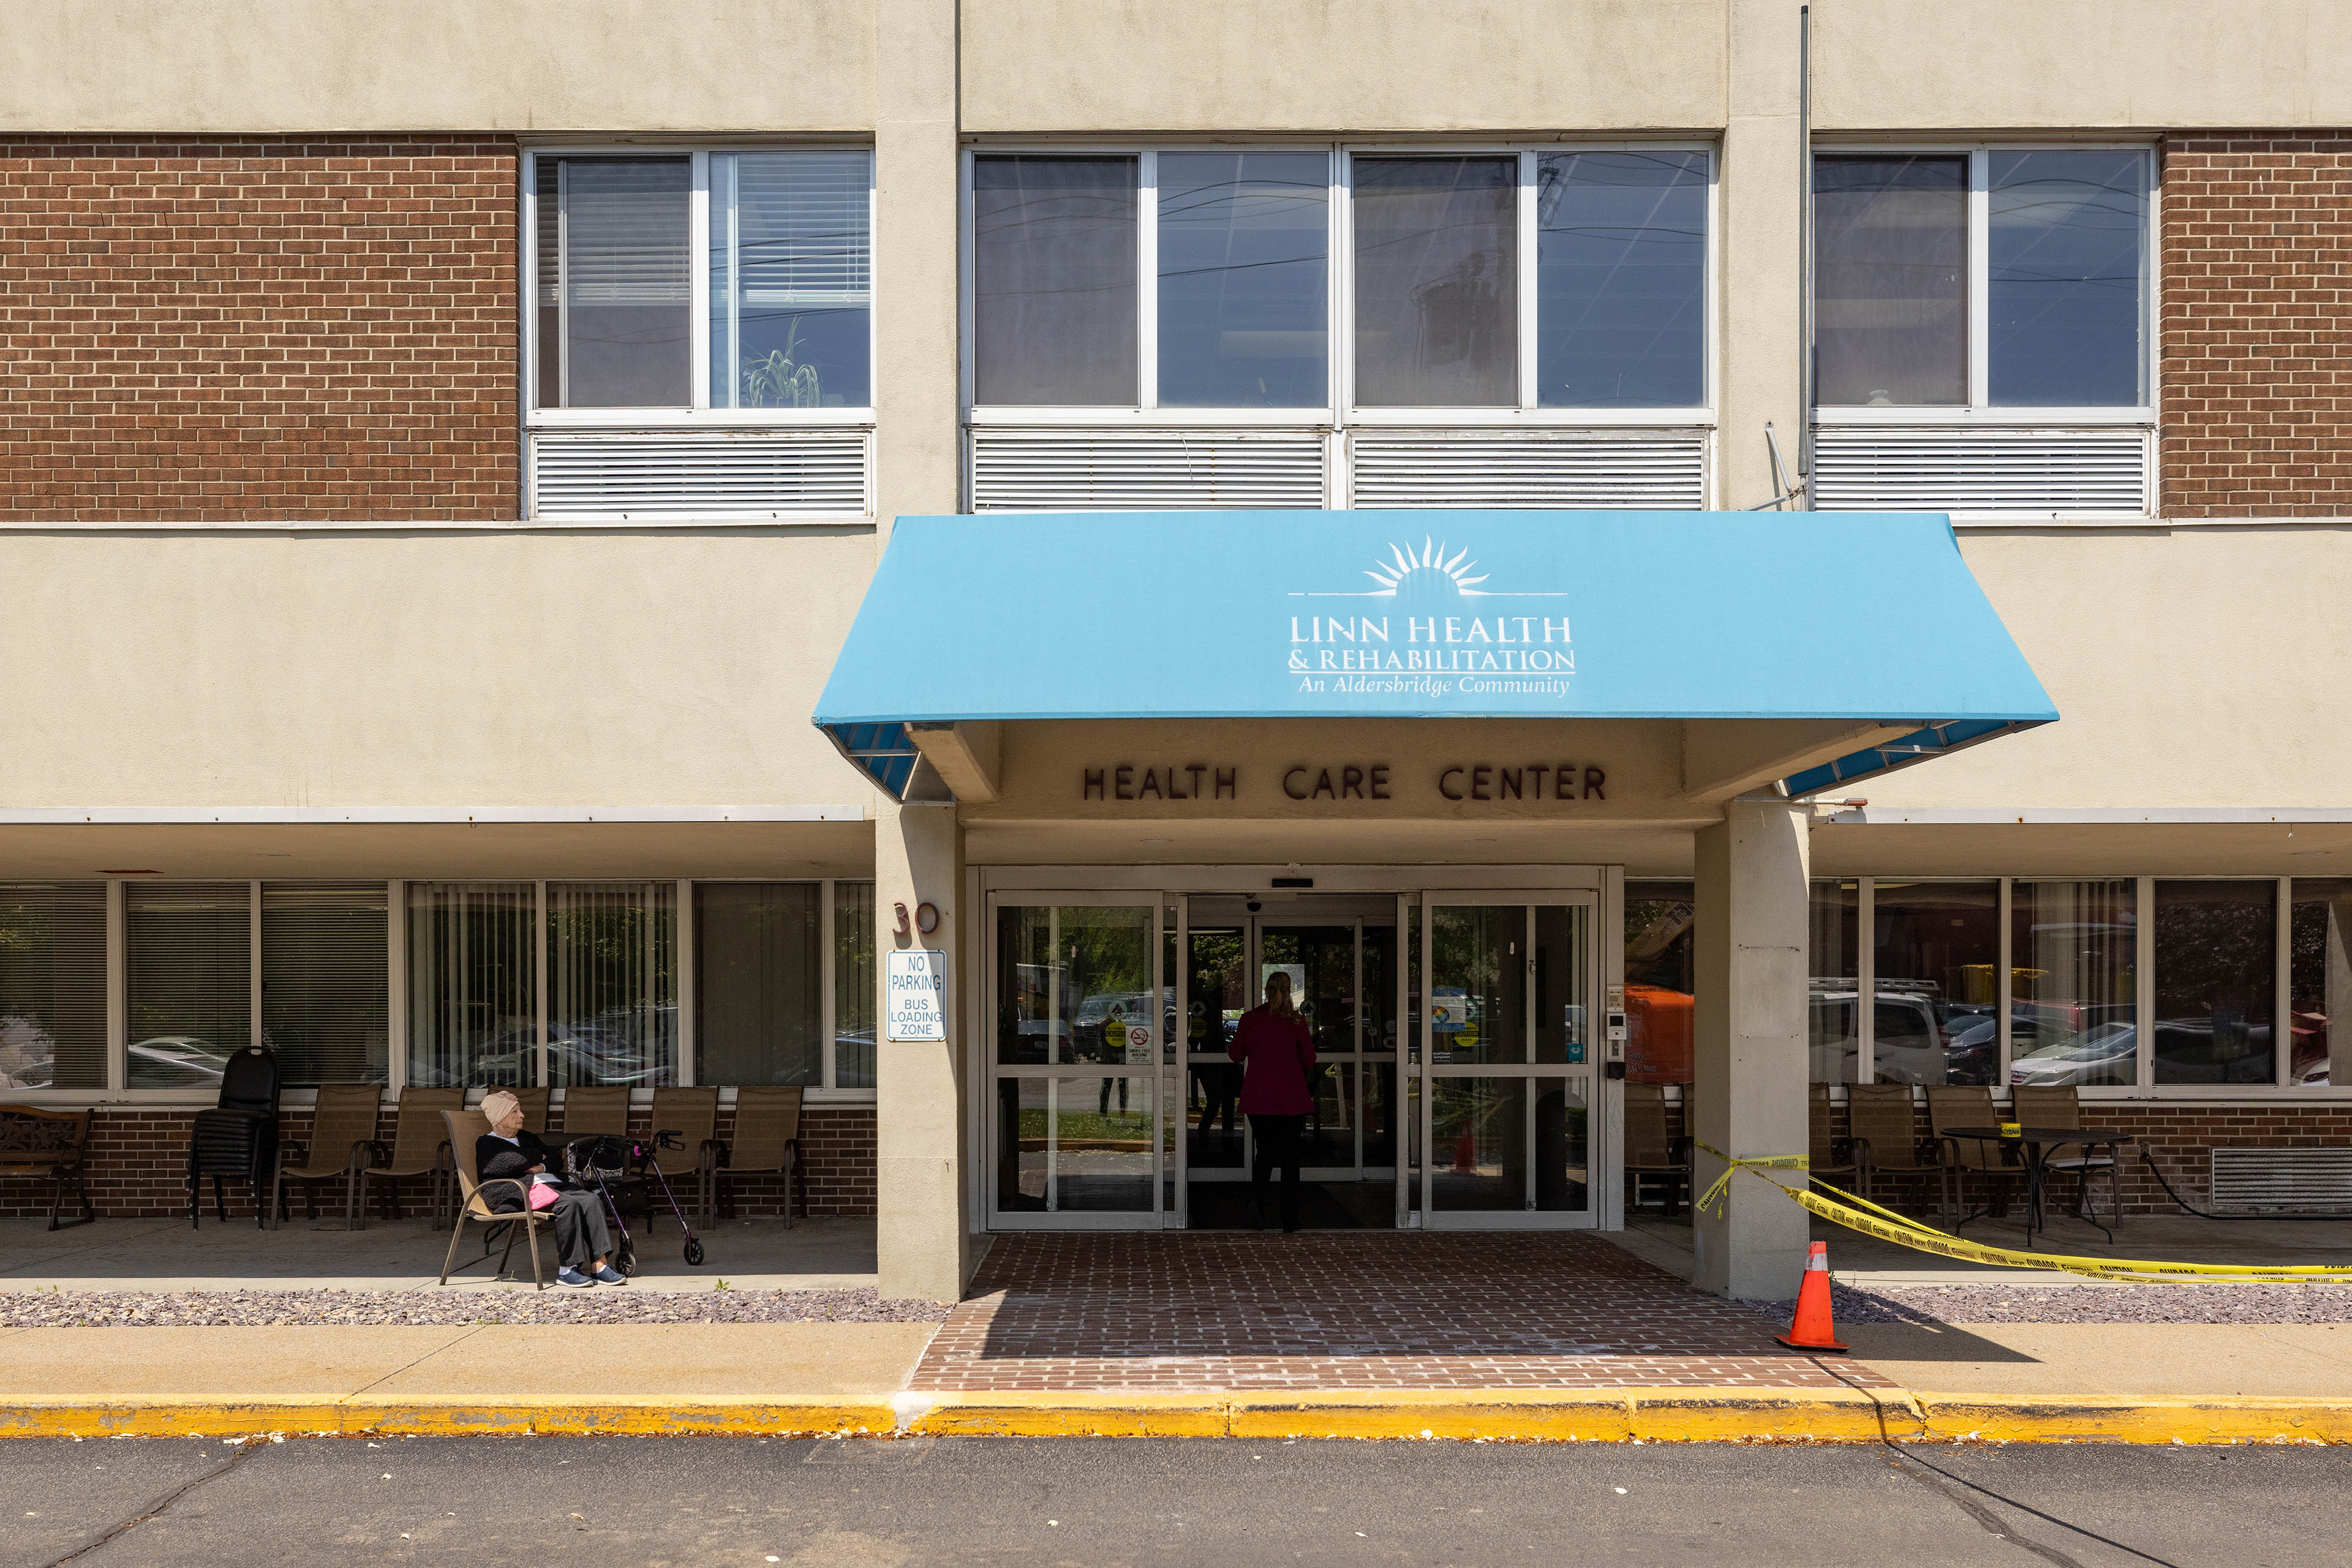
[1285,537,1576,700]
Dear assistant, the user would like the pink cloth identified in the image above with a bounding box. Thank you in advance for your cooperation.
[1229,1008,1317,1115]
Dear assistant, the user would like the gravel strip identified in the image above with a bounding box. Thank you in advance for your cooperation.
[1824,1281,2352,1326]
[0,1286,951,1328]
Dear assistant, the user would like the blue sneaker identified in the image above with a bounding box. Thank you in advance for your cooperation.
[594,1265,628,1285]
[557,1266,594,1287]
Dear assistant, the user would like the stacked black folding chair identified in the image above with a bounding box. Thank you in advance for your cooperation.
[187,1047,283,1227]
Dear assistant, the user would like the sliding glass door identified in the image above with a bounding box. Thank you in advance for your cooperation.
[1419,894,1600,1228]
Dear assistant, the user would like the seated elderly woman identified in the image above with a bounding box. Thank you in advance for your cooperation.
[475,1090,625,1287]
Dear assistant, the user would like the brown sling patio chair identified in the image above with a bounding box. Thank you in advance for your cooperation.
[2013,1084,2125,1227]
[1845,1083,1941,1216]
[714,1085,807,1227]
[1806,1084,1860,1196]
[558,1085,630,1140]
[644,1085,721,1228]
[1620,1082,1689,1217]
[268,1084,383,1231]
[437,1107,550,1289]
[1929,1084,2024,1221]
[351,1087,461,1228]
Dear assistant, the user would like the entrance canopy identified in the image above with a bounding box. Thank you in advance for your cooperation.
[816,510,2054,799]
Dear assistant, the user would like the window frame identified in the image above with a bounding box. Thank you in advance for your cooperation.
[2,875,880,1107]
[959,140,1719,431]
[1809,142,2160,428]
[520,144,879,430]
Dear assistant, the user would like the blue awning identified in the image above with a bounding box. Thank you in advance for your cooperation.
[815,510,2055,799]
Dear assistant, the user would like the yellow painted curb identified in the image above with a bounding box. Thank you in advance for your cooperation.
[1630,1388,1925,1443]
[1918,1393,2352,1446]
[1229,1389,1633,1442]
[905,1392,1229,1438]
[0,1399,897,1440]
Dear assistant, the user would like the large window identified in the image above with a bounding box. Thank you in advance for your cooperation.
[0,884,106,1090]
[407,882,536,1088]
[1622,880,1694,1085]
[126,883,252,1090]
[1872,881,2000,1087]
[2153,881,2277,1085]
[2291,880,2352,1087]
[529,149,873,415]
[968,146,1709,415]
[1807,880,1861,1085]
[547,882,677,1087]
[696,883,821,1088]
[1813,149,2151,413]
[262,884,390,1087]
[2009,880,2138,1088]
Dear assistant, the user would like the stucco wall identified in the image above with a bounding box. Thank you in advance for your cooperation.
[1865,527,2352,810]
[0,530,880,809]
[0,1,875,134]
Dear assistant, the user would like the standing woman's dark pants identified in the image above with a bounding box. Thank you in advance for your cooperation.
[1249,1113,1307,1231]
[549,1188,611,1269]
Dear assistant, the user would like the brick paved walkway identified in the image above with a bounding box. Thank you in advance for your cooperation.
[909,1232,1896,1392]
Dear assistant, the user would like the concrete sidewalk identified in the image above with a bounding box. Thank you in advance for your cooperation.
[7,1223,2351,1444]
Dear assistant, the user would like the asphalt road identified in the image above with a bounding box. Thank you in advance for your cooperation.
[1,1435,2343,1567]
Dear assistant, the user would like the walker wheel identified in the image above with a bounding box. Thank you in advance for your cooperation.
[684,1238,706,1267]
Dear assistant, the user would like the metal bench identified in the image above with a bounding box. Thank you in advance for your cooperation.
[0,1104,95,1230]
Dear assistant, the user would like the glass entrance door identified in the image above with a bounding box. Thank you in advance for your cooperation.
[1419,895,1600,1227]
[1179,895,1400,1229]
[987,895,1171,1229]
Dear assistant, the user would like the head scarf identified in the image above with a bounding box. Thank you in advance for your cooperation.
[478,1090,521,1129]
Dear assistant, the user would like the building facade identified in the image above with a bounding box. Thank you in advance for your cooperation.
[2,0,2348,1302]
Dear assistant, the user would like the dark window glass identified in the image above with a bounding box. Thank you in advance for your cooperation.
[1156,152,1328,407]
[1536,151,1707,407]
[695,884,821,1088]
[1352,156,1517,406]
[1989,151,2147,407]
[1808,880,1860,1084]
[2290,879,2352,1087]
[2154,881,2277,1085]
[261,884,388,1087]
[973,156,1138,405]
[1871,881,1999,1087]
[0,884,106,1090]
[545,158,693,408]
[1813,155,1967,405]
[127,883,251,1090]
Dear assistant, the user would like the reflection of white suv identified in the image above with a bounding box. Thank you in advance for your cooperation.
[2010,1022,2139,1087]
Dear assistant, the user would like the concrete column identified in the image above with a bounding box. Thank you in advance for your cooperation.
[1691,796,1812,1300]
[1717,0,1806,510]
[872,0,962,535]
[875,800,970,1302]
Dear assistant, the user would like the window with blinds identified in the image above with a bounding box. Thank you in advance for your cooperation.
[695,883,823,1088]
[126,882,251,1090]
[711,151,873,409]
[535,156,694,409]
[262,884,389,1087]
[548,882,677,1087]
[408,883,535,1088]
[0,883,107,1090]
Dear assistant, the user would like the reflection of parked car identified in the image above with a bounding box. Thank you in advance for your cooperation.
[127,1035,236,1088]
[1807,985,2000,1085]
[2010,1022,2139,1087]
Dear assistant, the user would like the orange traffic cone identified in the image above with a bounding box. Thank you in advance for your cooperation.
[1775,1240,1848,1353]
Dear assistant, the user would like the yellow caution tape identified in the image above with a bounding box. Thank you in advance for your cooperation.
[1697,1144,2352,1284]
[1690,1140,1808,1218]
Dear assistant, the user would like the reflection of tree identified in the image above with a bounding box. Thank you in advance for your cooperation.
[2155,897,2276,1014]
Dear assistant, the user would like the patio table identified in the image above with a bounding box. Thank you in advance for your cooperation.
[1942,1125,2133,1249]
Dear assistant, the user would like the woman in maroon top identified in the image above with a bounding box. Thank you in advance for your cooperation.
[1229,970,1317,1232]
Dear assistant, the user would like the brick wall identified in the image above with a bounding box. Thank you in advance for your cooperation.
[0,136,519,522]
[1776,1096,2352,1218]
[0,1102,878,1222]
[2162,132,2352,517]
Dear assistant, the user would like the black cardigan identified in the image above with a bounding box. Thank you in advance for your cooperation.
[475,1130,557,1213]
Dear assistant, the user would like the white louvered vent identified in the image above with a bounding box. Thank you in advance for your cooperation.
[969,429,1327,511]
[1349,431,1708,510]
[2209,1147,2352,1215]
[1810,426,2151,516]
[530,429,870,519]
